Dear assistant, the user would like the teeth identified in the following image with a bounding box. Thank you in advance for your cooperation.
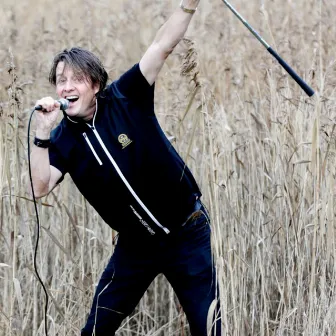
[66,96,79,99]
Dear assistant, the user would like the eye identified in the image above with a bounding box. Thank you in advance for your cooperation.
[57,78,66,85]
[74,76,84,83]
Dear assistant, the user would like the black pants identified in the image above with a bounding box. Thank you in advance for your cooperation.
[81,206,221,335]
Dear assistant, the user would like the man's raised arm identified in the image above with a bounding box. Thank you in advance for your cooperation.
[139,0,200,85]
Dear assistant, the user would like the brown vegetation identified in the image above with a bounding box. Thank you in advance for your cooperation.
[1,0,336,335]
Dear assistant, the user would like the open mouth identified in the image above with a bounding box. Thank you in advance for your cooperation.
[66,95,79,106]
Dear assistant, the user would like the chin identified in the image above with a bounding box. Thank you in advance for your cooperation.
[66,109,80,117]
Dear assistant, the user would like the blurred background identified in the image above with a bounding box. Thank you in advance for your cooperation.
[1,0,336,334]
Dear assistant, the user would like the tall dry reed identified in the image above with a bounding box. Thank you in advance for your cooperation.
[1,0,336,335]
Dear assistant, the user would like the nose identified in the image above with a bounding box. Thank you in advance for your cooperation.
[63,79,75,92]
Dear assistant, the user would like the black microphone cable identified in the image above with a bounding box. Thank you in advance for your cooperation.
[27,99,69,335]
[27,107,49,336]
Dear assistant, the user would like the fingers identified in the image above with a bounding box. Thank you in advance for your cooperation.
[34,97,62,133]
[35,97,60,112]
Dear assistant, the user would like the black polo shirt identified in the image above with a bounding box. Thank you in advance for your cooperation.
[49,63,201,236]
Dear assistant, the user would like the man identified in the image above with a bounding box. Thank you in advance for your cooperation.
[30,0,221,334]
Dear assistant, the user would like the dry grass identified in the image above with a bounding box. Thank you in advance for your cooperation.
[1,0,336,335]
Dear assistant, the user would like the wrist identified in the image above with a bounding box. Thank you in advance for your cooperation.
[35,129,51,140]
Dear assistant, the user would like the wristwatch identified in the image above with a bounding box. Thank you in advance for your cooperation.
[34,137,51,148]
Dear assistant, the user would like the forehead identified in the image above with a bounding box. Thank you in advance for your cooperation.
[56,62,70,76]
[56,61,83,78]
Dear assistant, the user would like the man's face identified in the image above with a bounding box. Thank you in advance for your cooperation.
[55,62,99,120]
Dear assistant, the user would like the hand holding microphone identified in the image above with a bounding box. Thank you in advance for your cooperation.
[34,97,69,138]
[35,97,69,112]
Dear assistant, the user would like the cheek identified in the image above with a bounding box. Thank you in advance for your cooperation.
[56,87,62,97]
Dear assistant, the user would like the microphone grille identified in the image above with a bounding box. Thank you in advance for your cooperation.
[59,98,70,110]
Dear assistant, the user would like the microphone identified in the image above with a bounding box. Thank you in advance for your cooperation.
[34,98,70,111]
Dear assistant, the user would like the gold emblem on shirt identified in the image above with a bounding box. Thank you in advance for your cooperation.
[118,134,132,149]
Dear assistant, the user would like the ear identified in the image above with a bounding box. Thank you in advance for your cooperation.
[93,82,100,94]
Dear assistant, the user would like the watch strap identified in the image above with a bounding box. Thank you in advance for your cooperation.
[34,137,51,148]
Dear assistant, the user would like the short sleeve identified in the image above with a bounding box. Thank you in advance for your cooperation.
[113,63,155,104]
[49,142,67,184]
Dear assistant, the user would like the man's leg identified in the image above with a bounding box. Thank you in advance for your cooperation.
[163,210,221,336]
[81,236,159,336]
